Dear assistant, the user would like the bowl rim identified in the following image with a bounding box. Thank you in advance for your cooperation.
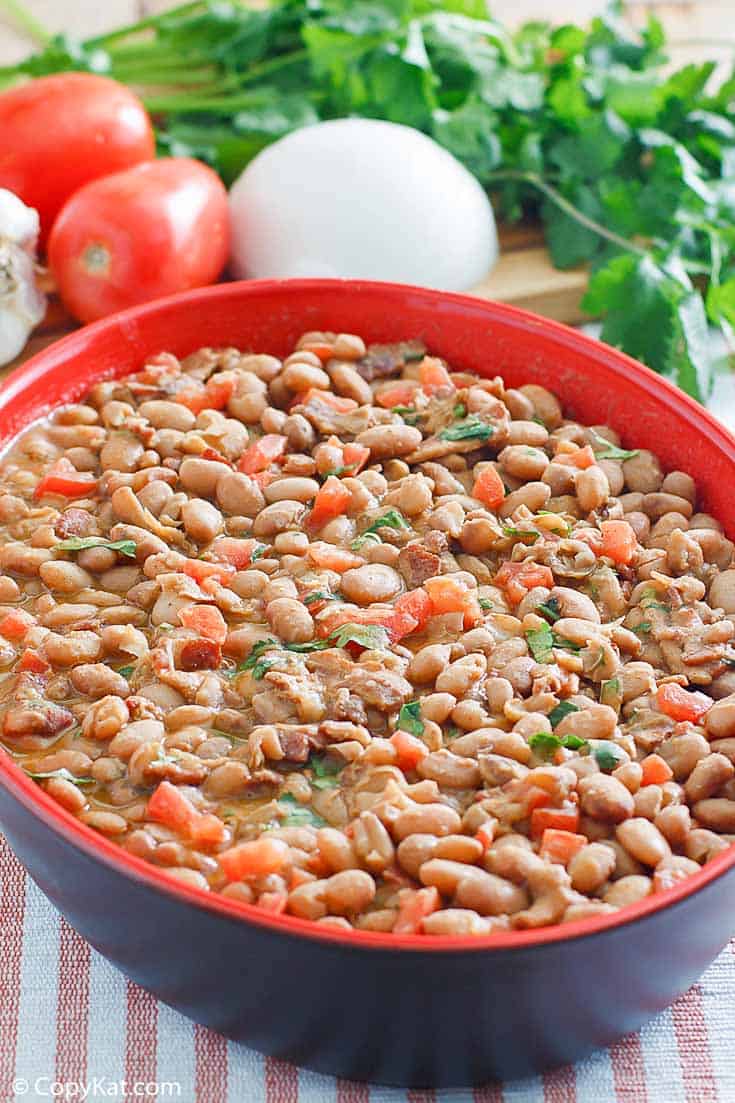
[2,275,735,954]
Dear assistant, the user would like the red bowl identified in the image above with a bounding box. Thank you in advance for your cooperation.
[1,279,735,1087]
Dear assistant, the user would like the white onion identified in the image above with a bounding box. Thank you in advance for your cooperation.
[228,118,498,291]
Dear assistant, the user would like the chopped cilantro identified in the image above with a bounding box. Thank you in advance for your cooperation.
[529,731,588,760]
[633,621,653,636]
[502,526,539,543]
[25,768,94,786]
[526,624,581,662]
[250,544,268,562]
[309,754,344,789]
[56,536,137,559]
[444,726,461,741]
[286,623,390,653]
[251,657,280,680]
[640,587,670,612]
[438,417,494,443]
[589,429,640,463]
[117,665,134,678]
[453,403,467,418]
[278,793,326,828]
[526,624,555,663]
[548,700,579,728]
[303,591,342,606]
[364,509,408,535]
[478,597,493,611]
[592,741,627,771]
[397,700,424,737]
[238,638,279,673]
[600,677,621,703]
[537,597,561,623]
[351,531,382,552]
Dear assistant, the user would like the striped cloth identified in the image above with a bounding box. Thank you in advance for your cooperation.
[1,835,733,1103]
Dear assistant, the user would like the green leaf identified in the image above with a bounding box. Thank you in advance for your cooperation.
[478,597,493,610]
[438,417,493,441]
[351,531,383,552]
[432,96,501,180]
[25,768,94,786]
[278,794,326,828]
[397,699,424,736]
[56,536,137,558]
[592,741,627,771]
[364,508,409,535]
[502,525,539,543]
[303,591,343,606]
[116,665,134,678]
[536,597,561,624]
[528,732,562,759]
[548,700,579,728]
[525,623,554,663]
[250,543,268,562]
[283,622,390,653]
[588,429,639,462]
[309,753,344,788]
[238,638,279,673]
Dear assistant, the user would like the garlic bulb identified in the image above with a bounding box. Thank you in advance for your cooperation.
[0,189,46,367]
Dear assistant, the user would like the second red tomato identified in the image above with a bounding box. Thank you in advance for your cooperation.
[48,158,230,323]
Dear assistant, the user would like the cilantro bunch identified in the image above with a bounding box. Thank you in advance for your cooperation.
[4,0,735,399]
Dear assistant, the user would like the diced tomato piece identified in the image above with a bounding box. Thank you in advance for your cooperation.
[299,341,334,363]
[34,459,97,500]
[657,683,712,724]
[17,648,50,674]
[375,383,417,409]
[308,476,351,530]
[218,837,290,883]
[200,446,231,466]
[176,373,235,415]
[182,558,235,586]
[475,819,497,851]
[556,444,596,469]
[640,753,674,787]
[299,388,357,414]
[531,805,580,838]
[419,357,454,395]
[394,886,441,935]
[473,466,505,510]
[600,520,638,566]
[237,434,288,475]
[307,542,364,572]
[208,537,262,570]
[257,891,288,914]
[147,781,227,849]
[424,576,481,630]
[390,730,428,771]
[393,587,432,635]
[341,443,370,476]
[539,828,587,865]
[0,608,36,640]
[495,561,555,605]
[203,373,235,410]
[179,604,228,644]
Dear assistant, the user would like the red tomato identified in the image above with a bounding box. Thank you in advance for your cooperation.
[48,159,229,323]
[0,74,155,246]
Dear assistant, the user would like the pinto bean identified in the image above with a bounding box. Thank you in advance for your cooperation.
[252,501,305,537]
[356,424,423,459]
[265,598,314,644]
[180,458,232,499]
[324,870,376,915]
[341,564,402,605]
[392,804,462,841]
[579,774,634,823]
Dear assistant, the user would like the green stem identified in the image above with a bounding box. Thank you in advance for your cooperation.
[486,170,649,258]
[0,0,51,46]
[84,0,205,47]
[143,88,270,113]
[237,48,310,85]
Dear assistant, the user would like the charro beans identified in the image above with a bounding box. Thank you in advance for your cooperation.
[0,331,730,937]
